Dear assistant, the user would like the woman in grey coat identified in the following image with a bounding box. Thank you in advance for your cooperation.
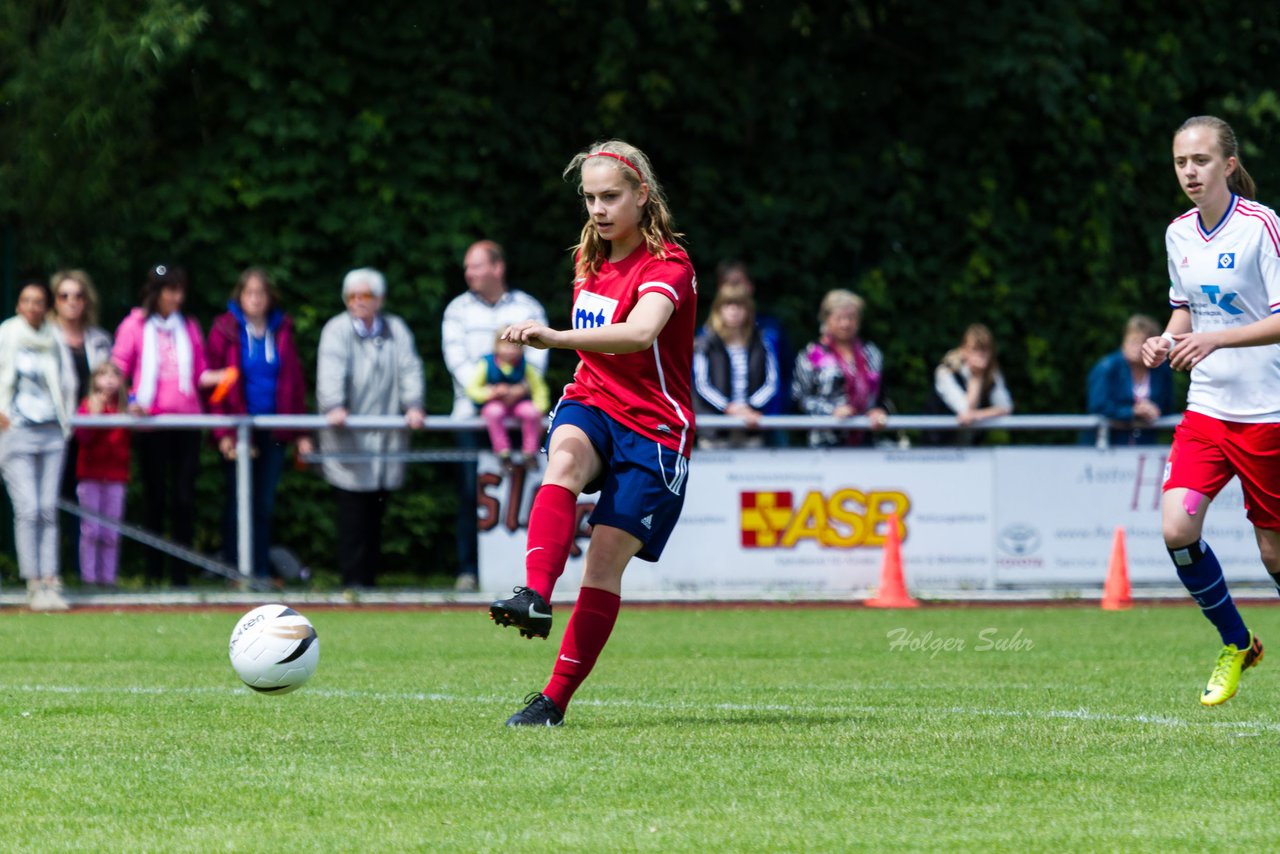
[316,268,425,587]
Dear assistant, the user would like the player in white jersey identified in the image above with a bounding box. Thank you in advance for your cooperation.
[1142,115,1280,706]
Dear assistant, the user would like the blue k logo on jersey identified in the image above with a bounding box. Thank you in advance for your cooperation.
[1201,285,1245,315]
[1218,253,1235,269]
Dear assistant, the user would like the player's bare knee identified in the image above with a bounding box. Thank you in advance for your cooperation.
[543,448,595,492]
[542,449,581,482]
[582,562,626,590]
[1162,518,1200,549]
[1162,489,1207,547]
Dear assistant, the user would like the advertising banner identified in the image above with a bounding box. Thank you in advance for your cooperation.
[991,447,1251,585]
[479,447,994,595]
[478,445,1253,596]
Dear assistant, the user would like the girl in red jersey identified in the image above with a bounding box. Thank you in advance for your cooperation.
[490,140,697,726]
[1142,115,1280,706]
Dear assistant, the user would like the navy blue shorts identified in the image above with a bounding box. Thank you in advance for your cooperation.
[546,401,689,562]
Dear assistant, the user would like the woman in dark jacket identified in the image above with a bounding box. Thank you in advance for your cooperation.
[206,267,313,580]
[692,284,780,448]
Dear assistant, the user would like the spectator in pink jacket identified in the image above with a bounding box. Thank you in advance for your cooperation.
[206,267,313,581]
[111,263,220,586]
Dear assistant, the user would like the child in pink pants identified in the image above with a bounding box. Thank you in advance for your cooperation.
[75,362,131,587]
[466,334,549,467]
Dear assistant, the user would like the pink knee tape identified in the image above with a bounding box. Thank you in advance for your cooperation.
[1182,490,1206,517]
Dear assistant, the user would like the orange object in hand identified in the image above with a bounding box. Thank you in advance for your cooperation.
[209,366,240,404]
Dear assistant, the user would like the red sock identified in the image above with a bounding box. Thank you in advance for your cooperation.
[543,586,621,711]
[524,483,578,601]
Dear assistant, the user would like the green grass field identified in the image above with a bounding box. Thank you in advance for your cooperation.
[2,603,1279,852]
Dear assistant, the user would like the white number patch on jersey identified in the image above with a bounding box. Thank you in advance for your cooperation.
[573,289,620,330]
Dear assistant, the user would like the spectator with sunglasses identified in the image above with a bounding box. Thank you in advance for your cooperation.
[50,269,114,577]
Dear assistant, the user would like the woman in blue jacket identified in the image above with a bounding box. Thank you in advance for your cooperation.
[1087,314,1175,445]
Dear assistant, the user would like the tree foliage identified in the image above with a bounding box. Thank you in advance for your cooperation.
[4,0,1280,580]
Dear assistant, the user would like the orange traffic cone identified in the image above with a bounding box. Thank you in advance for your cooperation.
[866,513,918,608]
[1101,526,1132,611]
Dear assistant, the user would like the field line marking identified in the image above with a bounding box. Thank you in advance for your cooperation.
[3,682,1280,732]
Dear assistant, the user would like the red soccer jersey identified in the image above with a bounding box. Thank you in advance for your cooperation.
[559,242,698,456]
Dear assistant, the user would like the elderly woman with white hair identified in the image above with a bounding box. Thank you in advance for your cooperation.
[316,267,425,588]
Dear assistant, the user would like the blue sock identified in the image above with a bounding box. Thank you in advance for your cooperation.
[1171,539,1249,648]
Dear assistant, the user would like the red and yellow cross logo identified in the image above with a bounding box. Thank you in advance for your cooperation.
[740,489,910,549]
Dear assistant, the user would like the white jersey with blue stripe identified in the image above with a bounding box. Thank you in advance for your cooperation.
[1167,194,1280,422]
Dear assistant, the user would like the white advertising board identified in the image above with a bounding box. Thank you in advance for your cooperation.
[991,446,1252,585]
[479,447,993,596]
[477,445,1255,596]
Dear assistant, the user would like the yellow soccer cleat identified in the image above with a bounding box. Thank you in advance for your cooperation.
[1201,633,1264,706]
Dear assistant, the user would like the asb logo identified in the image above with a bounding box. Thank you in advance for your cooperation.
[1200,284,1244,315]
[740,489,910,549]
[1218,253,1235,269]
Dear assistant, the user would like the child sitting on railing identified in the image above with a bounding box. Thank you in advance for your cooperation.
[466,332,549,469]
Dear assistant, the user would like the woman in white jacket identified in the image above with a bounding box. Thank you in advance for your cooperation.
[0,280,78,610]
[316,268,425,588]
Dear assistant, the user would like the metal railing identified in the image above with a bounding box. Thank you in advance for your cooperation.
[67,411,1181,581]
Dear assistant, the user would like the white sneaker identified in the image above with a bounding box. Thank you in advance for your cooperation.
[29,582,53,612]
[43,579,70,612]
[454,573,478,592]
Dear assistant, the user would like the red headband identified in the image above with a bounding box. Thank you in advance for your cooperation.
[589,151,642,178]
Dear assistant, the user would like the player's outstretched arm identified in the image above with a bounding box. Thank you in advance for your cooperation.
[503,292,676,355]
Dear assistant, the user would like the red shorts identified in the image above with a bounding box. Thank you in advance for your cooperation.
[1165,410,1280,529]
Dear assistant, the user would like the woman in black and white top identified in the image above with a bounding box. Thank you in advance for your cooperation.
[692,283,779,448]
[50,269,114,559]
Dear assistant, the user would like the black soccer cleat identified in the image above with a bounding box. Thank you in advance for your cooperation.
[489,586,553,639]
[506,692,564,727]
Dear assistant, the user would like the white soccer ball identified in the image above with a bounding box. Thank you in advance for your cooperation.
[228,604,320,694]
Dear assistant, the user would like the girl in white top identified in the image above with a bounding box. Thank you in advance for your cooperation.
[1141,115,1280,706]
[927,323,1013,445]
